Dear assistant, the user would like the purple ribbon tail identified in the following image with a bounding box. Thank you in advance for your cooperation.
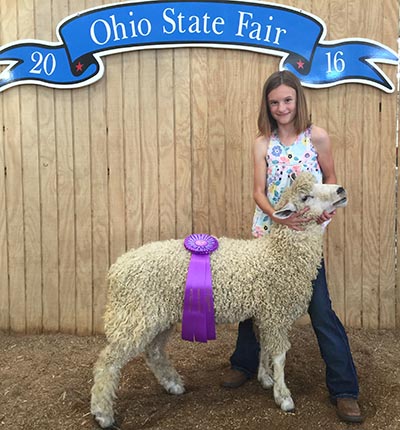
[204,261,216,340]
[182,253,216,342]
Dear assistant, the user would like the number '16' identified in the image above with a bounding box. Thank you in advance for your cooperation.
[326,51,345,73]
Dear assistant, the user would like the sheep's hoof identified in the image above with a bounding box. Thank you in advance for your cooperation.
[279,397,295,413]
[258,373,274,389]
[166,381,185,395]
[92,413,116,429]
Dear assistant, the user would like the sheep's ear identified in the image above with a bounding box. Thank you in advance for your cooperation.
[273,202,297,219]
[288,172,297,185]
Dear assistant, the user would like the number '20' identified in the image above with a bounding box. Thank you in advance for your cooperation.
[30,51,56,76]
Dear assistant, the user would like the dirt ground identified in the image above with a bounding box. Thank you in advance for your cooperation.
[1,324,399,430]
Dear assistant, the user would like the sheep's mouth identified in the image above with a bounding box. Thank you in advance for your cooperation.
[333,197,347,207]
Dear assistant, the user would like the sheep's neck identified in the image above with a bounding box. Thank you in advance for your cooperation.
[269,223,324,263]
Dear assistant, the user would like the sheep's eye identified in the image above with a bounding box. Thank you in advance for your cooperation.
[301,195,313,202]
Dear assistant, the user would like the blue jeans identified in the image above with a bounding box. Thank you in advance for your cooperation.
[229,261,359,399]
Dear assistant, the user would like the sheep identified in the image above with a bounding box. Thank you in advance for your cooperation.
[90,172,348,429]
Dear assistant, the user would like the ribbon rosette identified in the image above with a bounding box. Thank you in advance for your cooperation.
[182,234,219,342]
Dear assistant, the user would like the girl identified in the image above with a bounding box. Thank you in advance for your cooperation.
[222,70,363,423]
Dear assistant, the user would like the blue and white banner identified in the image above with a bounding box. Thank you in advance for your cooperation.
[0,0,398,93]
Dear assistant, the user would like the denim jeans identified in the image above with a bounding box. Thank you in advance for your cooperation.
[229,261,359,399]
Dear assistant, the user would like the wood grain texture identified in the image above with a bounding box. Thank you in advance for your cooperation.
[140,50,159,243]
[325,0,347,322]
[174,48,192,238]
[360,1,383,329]
[0,0,398,333]
[157,49,176,240]
[3,0,26,333]
[35,0,59,332]
[379,0,397,329]
[208,49,226,237]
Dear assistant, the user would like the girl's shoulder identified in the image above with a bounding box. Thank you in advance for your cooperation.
[310,124,329,143]
[309,125,331,155]
[255,134,271,144]
[254,134,270,155]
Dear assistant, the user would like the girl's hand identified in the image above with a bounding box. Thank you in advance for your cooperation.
[317,210,336,224]
[272,207,312,231]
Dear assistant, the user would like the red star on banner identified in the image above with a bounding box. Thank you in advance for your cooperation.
[75,62,84,72]
[296,60,305,69]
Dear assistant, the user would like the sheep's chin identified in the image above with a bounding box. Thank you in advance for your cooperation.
[333,197,347,208]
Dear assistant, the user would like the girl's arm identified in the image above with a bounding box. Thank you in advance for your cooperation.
[312,125,338,222]
[311,125,337,184]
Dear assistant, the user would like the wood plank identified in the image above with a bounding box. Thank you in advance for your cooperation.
[191,48,209,233]
[157,49,176,240]
[140,50,159,243]
[72,0,93,335]
[90,75,109,334]
[342,0,363,328]
[395,7,400,330]
[325,0,347,322]
[174,48,192,238]
[73,85,93,335]
[123,51,143,250]
[0,127,8,331]
[3,0,26,333]
[0,1,9,331]
[241,52,264,239]
[106,53,126,264]
[361,0,382,329]
[285,0,313,10]
[89,0,110,336]
[34,0,59,332]
[378,0,397,329]
[53,0,76,334]
[208,49,226,237]
[225,50,243,238]
[55,90,76,334]
[19,0,43,332]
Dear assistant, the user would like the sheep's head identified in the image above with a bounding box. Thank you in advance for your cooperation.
[273,172,347,221]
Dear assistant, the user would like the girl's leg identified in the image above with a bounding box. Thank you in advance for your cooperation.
[229,318,260,378]
[308,261,359,399]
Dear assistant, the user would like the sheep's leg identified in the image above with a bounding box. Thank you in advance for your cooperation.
[91,341,137,429]
[258,325,294,412]
[258,348,274,389]
[271,351,295,412]
[145,327,185,395]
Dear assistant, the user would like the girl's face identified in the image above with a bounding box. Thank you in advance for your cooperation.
[267,84,297,127]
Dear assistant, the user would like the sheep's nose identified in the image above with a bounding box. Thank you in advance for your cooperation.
[337,187,345,194]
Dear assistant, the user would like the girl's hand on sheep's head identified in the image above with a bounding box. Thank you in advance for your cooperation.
[316,209,336,225]
[272,207,313,231]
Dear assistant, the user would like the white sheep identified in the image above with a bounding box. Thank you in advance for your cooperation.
[90,172,348,429]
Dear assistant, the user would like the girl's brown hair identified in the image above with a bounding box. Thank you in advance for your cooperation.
[257,70,311,137]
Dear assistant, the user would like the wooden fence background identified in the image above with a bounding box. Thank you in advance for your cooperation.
[0,0,398,334]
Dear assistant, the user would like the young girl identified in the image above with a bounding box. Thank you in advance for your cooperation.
[222,70,363,423]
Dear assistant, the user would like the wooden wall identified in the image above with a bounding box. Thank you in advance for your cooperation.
[0,0,398,334]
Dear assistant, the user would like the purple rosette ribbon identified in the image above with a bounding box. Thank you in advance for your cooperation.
[182,234,218,343]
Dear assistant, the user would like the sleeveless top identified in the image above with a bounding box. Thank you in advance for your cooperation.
[252,127,323,238]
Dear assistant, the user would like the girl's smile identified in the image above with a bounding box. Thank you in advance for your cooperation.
[268,84,297,126]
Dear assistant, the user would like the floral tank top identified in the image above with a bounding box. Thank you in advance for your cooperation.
[252,127,323,238]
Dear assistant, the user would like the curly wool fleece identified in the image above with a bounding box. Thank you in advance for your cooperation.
[104,172,323,355]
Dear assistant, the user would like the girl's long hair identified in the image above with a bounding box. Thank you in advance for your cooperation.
[257,70,311,137]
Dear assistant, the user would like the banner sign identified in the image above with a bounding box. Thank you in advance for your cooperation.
[0,0,398,93]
